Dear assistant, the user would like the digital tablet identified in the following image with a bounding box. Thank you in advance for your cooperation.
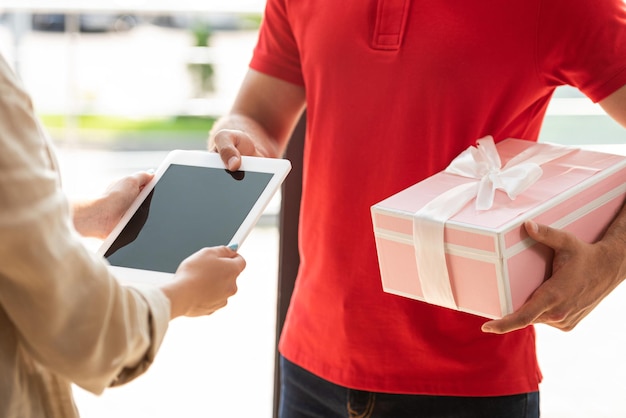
[97,150,291,284]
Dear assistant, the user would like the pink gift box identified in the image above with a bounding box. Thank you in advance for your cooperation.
[371,138,626,319]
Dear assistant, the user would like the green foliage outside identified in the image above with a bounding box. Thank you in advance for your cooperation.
[40,114,215,132]
[188,20,215,96]
[40,114,216,150]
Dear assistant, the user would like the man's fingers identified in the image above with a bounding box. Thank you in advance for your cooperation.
[484,221,614,335]
[482,311,534,334]
[481,291,551,334]
[218,144,242,172]
[524,220,571,251]
[212,129,243,169]
[211,129,261,171]
[481,222,561,334]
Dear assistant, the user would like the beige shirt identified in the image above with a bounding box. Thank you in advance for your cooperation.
[0,55,171,417]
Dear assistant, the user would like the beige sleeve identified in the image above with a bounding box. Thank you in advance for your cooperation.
[0,55,171,394]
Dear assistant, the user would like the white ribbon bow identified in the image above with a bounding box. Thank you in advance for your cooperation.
[411,136,574,310]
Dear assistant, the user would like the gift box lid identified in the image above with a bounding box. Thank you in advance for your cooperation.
[373,138,626,234]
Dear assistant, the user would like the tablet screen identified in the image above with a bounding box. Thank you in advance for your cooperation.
[104,164,273,274]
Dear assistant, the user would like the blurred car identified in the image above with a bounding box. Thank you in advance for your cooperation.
[32,13,137,32]
[148,13,258,31]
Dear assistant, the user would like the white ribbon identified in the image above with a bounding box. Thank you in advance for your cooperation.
[412,136,574,309]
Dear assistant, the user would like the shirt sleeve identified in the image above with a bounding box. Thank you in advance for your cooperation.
[0,55,170,394]
[538,0,626,102]
[250,0,305,86]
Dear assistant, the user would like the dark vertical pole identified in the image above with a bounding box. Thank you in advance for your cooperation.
[273,113,306,418]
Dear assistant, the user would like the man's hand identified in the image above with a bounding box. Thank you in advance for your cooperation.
[206,69,307,169]
[209,128,263,171]
[482,220,625,334]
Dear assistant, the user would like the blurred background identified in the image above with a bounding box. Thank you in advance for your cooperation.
[0,3,261,149]
[1,2,626,417]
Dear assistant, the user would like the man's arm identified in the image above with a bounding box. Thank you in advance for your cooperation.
[482,84,626,333]
[209,69,306,171]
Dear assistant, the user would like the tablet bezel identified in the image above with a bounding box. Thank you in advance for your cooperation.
[96,150,291,284]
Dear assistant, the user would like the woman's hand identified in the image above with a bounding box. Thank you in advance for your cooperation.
[72,171,154,239]
[159,246,246,319]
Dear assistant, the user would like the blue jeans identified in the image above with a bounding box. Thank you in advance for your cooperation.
[279,355,540,418]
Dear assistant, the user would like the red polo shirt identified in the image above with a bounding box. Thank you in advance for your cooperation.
[251,0,626,395]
